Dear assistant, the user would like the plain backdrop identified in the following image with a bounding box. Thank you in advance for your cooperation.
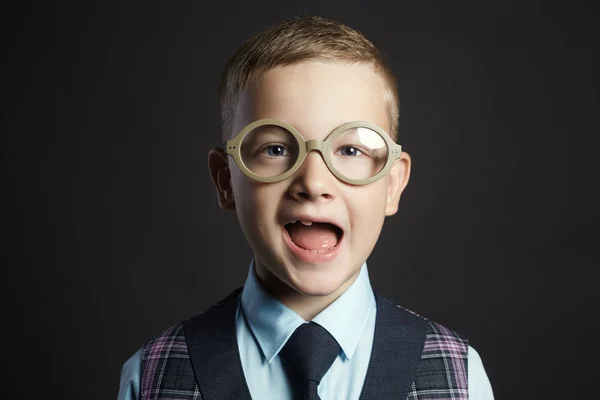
[2,1,598,399]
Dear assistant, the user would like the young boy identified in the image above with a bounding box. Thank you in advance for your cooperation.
[118,15,494,400]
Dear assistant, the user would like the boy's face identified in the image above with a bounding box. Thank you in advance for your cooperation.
[209,61,410,299]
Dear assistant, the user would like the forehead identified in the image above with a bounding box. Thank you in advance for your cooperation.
[235,61,390,139]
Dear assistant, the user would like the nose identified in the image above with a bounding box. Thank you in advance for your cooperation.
[288,150,335,203]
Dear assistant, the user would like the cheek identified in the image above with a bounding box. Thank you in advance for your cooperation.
[233,179,282,223]
[230,171,259,228]
[347,185,389,227]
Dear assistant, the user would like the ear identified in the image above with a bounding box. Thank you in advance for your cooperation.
[385,151,411,216]
[208,147,236,211]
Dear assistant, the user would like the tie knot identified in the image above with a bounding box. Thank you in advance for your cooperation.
[281,322,340,385]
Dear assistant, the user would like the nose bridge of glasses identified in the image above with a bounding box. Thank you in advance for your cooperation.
[305,139,324,153]
[299,139,330,172]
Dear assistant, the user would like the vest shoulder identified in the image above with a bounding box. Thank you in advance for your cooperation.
[139,319,204,398]
[140,322,187,360]
[380,296,469,345]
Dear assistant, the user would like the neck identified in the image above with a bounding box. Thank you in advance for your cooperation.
[253,261,359,321]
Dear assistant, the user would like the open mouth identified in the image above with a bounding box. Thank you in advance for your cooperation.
[284,221,343,253]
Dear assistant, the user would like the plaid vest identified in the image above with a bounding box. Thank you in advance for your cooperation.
[140,289,468,400]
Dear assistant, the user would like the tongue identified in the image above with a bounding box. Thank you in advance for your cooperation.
[287,222,339,250]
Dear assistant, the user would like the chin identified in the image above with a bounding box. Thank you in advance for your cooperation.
[287,266,356,297]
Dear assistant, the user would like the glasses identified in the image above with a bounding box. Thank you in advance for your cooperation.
[224,119,402,185]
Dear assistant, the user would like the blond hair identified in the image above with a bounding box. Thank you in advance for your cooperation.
[219,15,400,141]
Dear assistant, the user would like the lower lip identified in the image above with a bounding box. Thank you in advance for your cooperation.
[282,227,343,264]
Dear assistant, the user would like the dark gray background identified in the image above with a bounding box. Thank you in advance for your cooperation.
[3,1,598,399]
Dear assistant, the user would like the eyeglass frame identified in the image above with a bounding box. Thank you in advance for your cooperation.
[224,118,403,186]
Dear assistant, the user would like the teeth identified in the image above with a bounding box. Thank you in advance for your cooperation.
[304,246,335,253]
[300,220,313,226]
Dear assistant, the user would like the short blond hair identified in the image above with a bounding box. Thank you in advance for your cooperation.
[219,15,400,141]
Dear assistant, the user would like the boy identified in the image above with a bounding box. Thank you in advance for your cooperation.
[118,15,494,399]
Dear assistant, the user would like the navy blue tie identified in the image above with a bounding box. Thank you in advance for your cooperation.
[280,322,341,400]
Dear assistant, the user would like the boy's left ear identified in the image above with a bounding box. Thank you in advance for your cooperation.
[385,151,411,216]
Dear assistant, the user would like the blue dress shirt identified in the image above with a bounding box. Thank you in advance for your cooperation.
[118,262,494,399]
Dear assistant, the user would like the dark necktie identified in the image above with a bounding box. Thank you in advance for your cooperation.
[280,322,341,400]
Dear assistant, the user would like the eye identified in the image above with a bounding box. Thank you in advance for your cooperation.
[265,144,288,156]
[338,146,363,157]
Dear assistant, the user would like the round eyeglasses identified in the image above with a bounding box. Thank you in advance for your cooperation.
[225,119,402,185]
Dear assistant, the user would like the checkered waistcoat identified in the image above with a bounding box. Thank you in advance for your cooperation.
[140,288,468,400]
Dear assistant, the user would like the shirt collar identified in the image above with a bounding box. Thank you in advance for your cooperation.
[240,260,376,364]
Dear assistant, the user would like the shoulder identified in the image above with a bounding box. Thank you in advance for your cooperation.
[141,322,187,360]
[421,317,470,363]
[423,317,469,351]
[137,317,209,399]
[386,300,491,385]
[383,298,469,352]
